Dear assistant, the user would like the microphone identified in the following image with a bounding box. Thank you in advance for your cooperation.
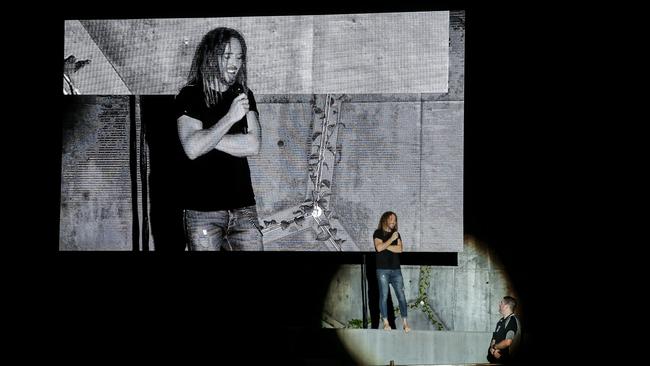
[233,84,248,134]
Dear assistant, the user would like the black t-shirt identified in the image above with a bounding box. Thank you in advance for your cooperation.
[173,83,258,211]
[373,229,401,269]
[490,314,519,362]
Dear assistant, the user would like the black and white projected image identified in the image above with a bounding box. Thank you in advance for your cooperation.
[60,11,464,252]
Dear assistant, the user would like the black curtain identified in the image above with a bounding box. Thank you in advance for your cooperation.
[139,95,187,251]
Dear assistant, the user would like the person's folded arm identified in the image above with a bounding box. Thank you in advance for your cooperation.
[214,111,261,157]
[177,113,237,160]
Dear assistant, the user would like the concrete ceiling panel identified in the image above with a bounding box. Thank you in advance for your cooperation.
[64,20,131,94]
[69,12,449,94]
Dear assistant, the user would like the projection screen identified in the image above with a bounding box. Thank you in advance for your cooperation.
[60,11,464,252]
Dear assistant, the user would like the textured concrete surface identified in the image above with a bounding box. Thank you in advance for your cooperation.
[421,101,464,251]
[312,12,449,94]
[65,12,449,94]
[336,329,492,365]
[329,97,463,251]
[252,94,462,251]
[249,99,314,217]
[333,99,423,251]
[60,96,134,250]
[78,16,313,95]
[64,20,130,95]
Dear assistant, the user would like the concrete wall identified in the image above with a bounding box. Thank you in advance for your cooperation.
[245,93,463,251]
[60,96,137,250]
[329,95,463,251]
[60,93,463,251]
[64,21,130,94]
[65,12,449,95]
[337,329,493,365]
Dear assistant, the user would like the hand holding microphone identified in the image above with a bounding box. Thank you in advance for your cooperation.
[227,91,249,123]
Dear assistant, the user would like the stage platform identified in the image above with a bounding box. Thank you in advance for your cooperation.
[291,328,499,365]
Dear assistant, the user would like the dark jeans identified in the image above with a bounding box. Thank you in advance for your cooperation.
[183,205,263,251]
[377,268,408,322]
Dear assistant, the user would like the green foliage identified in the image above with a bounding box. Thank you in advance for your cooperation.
[407,265,445,330]
[346,319,364,329]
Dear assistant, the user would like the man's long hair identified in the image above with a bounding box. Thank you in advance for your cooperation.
[377,211,398,232]
[186,27,248,107]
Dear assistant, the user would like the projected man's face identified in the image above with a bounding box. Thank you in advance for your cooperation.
[217,38,243,88]
[386,214,397,231]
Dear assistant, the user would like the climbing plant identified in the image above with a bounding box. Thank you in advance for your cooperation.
[393,265,444,330]
[346,318,364,329]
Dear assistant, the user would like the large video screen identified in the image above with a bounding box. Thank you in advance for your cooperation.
[61,11,464,252]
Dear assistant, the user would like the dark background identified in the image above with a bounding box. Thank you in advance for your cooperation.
[15,2,581,364]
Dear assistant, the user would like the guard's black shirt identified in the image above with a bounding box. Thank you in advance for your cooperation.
[491,314,518,362]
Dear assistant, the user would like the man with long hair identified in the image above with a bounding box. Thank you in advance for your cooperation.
[174,27,262,251]
[373,211,411,332]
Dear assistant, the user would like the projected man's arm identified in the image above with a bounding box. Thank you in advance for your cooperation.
[177,93,249,160]
[214,110,261,157]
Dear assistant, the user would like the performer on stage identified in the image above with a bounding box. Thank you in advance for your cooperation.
[373,211,410,332]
